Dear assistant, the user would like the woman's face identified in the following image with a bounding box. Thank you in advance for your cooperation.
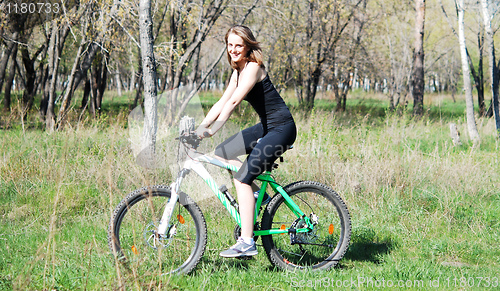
[227,33,249,65]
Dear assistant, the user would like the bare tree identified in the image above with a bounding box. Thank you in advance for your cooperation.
[19,32,47,119]
[470,33,485,116]
[457,0,480,144]
[3,44,18,112]
[439,0,487,111]
[56,16,89,129]
[0,33,19,105]
[412,0,425,116]
[384,13,413,110]
[332,0,367,112]
[80,52,108,118]
[277,0,362,110]
[166,0,227,122]
[42,3,87,130]
[44,20,60,131]
[139,0,158,152]
[57,0,122,124]
[480,0,500,136]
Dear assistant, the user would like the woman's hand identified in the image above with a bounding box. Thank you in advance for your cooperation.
[196,125,213,139]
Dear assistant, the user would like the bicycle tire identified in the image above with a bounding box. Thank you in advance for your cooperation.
[261,181,351,271]
[108,185,207,275]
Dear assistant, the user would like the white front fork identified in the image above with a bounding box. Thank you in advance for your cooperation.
[157,181,180,236]
[155,157,210,236]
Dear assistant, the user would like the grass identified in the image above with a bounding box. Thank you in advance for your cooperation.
[1,91,500,290]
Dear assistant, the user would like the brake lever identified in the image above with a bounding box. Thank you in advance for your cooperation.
[176,132,201,149]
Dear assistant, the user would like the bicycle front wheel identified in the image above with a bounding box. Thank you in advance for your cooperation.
[261,181,351,271]
[108,185,207,275]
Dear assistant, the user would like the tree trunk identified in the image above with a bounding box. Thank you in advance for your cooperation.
[115,68,122,96]
[162,6,178,92]
[412,0,425,116]
[133,73,144,110]
[301,0,318,110]
[96,55,108,115]
[295,71,304,104]
[0,32,19,94]
[458,0,480,144]
[80,52,107,119]
[139,0,158,154]
[308,64,321,109]
[187,46,201,86]
[81,76,91,112]
[466,45,484,117]
[128,44,136,92]
[3,45,18,112]
[46,22,65,131]
[57,24,87,129]
[132,54,143,109]
[42,20,57,121]
[40,66,50,118]
[90,67,99,118]
[480,0,500,136]
[20,46,42,118]
[476,34,485,116]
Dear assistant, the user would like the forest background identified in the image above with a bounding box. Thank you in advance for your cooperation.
[1,0,500,290]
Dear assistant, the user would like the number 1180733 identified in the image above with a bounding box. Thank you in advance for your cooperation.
[2,1,60,15]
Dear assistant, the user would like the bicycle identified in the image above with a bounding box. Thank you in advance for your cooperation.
[108,118,351,274]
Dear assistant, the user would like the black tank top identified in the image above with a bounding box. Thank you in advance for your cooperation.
[244,74,294,131]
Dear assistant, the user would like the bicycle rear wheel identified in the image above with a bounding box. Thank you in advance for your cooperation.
[108,185,207,275]
[261,181,351,271]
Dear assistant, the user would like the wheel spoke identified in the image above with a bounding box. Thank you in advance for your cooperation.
[277,248,303,258]
[261,182,351,271]
[108,186,207,274]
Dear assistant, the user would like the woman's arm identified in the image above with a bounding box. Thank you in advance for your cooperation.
[208,63,263,135]
[199,70,238,128]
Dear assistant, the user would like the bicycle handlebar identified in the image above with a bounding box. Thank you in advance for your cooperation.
[176,132,202,149]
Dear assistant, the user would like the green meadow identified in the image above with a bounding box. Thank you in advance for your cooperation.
[1,91,499,290]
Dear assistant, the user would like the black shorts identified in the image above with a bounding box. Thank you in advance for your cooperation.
[214,122,296,185]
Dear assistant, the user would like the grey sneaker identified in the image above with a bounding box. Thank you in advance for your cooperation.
[220,237,258,258]
[254,191,271,205]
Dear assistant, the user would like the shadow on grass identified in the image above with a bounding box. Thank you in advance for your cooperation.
[194,230,394,273]
[259,239,394,272]
[340,225,396,265]
[343,240,393,264]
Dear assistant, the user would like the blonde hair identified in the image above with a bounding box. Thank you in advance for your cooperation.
[225,25,265,70]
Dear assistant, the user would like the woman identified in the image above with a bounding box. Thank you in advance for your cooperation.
[196,25,296,258]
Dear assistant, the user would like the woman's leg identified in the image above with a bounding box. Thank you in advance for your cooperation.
[213,123,264,193]
[231,123,297,241]
[234,179,255,238]
[218,123,298,257]
[213,156,260,192]
[233,123,297,183]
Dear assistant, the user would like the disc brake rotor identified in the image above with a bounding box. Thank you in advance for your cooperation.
[144,221,176,249]
[290,216,319,244]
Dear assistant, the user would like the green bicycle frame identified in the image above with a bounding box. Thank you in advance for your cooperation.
[252,172,313,236]
[184,154,314,237]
